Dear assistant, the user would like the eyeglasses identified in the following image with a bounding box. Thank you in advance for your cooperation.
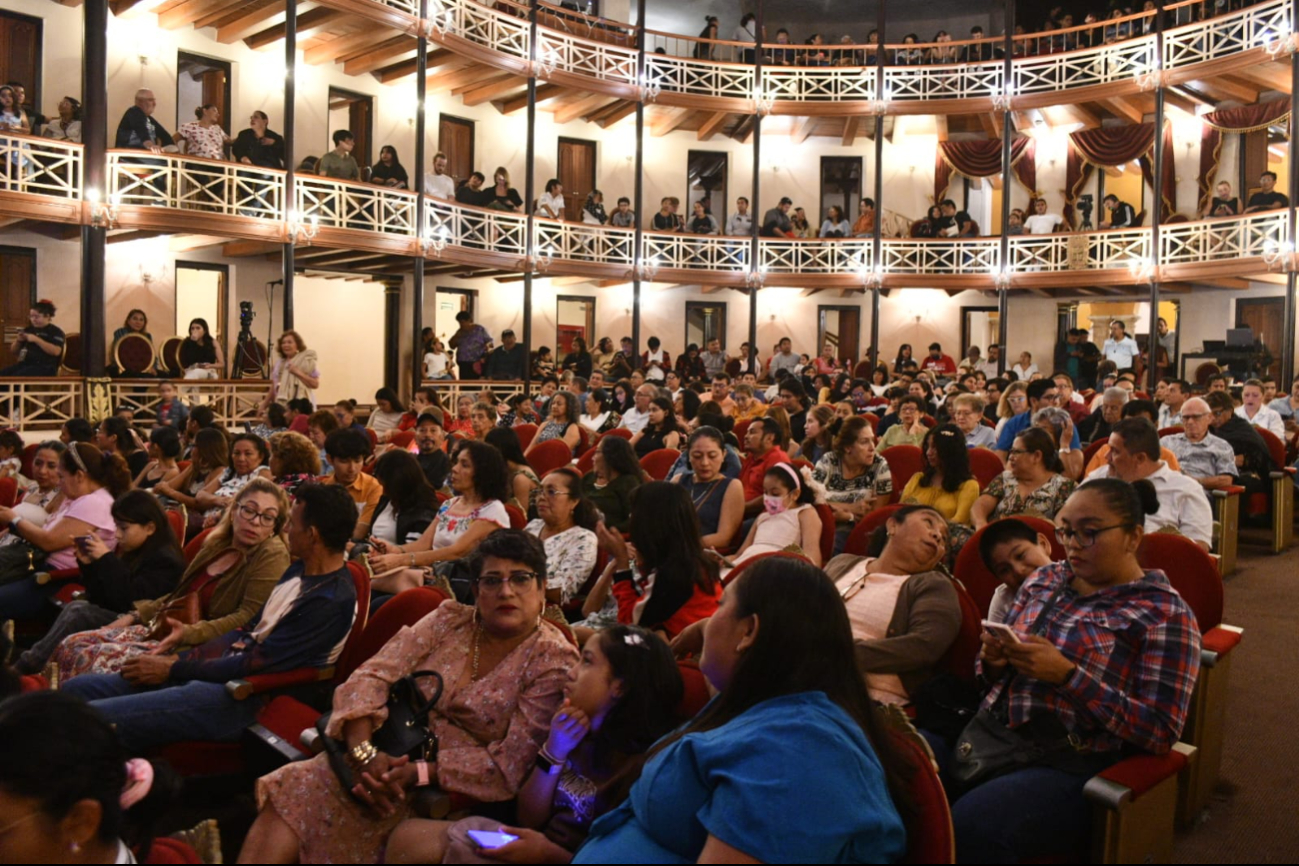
[1180,412,1209,421]
[1007,395,1027,404]
[1007,448,1030,457]
[1055,524,1131,548]
[537,486,570,499]
[475,572,539,592]
[236,503,280,526]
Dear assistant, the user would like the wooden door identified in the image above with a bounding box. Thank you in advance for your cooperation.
[0,247,35,368]
[818,305,860,366]
[349,99,372,169]
[1236,297,1283,379]
[558,138,596,221]
[437,115,474,185]
[200,69,227,134]
[0,12,41,116]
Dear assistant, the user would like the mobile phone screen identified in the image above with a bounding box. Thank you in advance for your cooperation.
[981,620,1021,644]
[466,830,518,849]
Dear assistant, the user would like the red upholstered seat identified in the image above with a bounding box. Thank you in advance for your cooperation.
[142,838,202,864]
[968,447,1005,491]
[603,427,633,441]
[1157,426,1183,438]
[575,444,597,475]
[390,430,415,449]
[159,336,183,377]
[814,503,835,564]
[19,674,48,692]
[529,439,573,478]
[1082,438,1107,469]
[733,418,752,442]
[676,660,710,719]
[720,550,810,586]
[639,448,680,481]
[886,726,955,865]
[943,580,985,682]
[953,516,1063,617]
[881,445,924,505]
[575,425,596,457]
[59,332,82,375]
[862,412,880,432]
[504,503,527,530]
[514,423,538,450]
[115,333,156,374]
[0,476,16,509]
[20,443,38,479]
[1096,749,1188,800]
[164,509,185,543]
[182,527,214,563]
[844,504,904,556]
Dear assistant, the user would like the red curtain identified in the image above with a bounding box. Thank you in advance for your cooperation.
[1197,99,1291,213]
[1012,138,1037,208]
[1064,124,1175,225]
[935,138,1035,206]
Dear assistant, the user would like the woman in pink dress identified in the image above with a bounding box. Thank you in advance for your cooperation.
[239,529,578,864]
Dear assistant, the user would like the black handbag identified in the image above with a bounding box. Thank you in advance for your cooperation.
[317,670,443,804]
[950,582,1098,788]
[433,558,476,604]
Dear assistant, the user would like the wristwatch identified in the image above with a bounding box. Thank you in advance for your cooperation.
[535,748,564,775]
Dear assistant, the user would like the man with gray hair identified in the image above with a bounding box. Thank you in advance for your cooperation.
[115,88,173,152]
[1159,396,1238,491]
[618,383,658,434]
[1080,386,1129,445]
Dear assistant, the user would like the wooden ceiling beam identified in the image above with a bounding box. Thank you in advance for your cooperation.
[245,7,345,50]
[158,0,231,30]
[496,83,563,115]
[193,0,262,28]
[1162,89,1197,115]
[791,114,817,145]
[934,113,948,143]
[1228,65,1292,95]
[596,101,636,128]
[841,115,860,146]
[370,49,455,83]
[306,28,399,65]
[1101,96,1145,124]
[222,240,281,257]
[652,107,694,137]
[215,1,282,43]
[1192,76,1258,104]
[554,94,614,125]
[976,112,998,137]
[457,74,525,106]
[697,111,730,141]
[425,62,489,92]
[342,37,417,75]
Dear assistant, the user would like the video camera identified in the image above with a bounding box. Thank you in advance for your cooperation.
[1077,194,1094,230]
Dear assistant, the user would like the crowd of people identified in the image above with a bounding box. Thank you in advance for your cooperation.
[0,306,1285,861]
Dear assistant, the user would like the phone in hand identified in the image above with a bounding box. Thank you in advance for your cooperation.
[981,620,1022,644]
[466,830,518,849]
[74,535,93,555]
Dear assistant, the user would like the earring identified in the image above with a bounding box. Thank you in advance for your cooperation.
[69,842,81,854]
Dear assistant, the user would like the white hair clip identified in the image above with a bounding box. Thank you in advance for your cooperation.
[624,633,645,647]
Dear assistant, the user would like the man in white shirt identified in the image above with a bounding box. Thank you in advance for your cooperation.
[423,151,455,199]
[1023,197,1064,234]
[726,197,752,236]
[1157,378,1189,429]
[1236,378,1285,438]
[976,345,1001,380]
[1102,320,1140,372]
[619,384,657,434]
[1089,417,1213,550]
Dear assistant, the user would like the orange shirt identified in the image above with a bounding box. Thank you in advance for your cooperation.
[1084,444,1182,477]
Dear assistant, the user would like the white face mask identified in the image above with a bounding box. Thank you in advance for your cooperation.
[763,494,789,515]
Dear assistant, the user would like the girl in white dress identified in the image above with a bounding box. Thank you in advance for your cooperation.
[714,463,824,573]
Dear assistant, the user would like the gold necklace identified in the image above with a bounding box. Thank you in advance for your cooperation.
[471,622,482,681]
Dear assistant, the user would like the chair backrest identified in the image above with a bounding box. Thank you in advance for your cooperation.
[1256,427,1287,470]
[390,430,415,449]
[0,476,17,509]
[968,447,1005,491]
[676,659,710,719]
[603,427,633,441]
[853,359,873,378]
[340,586,448,681]
[886,727,956,864]
[59,332,82,374]
[725,358,741,378]
[160,336,184,377]
[1082,438,1107,468]
[721,550,809,586]
[529,439,573,478]
[575,445,597,475]
[1137,533,1222,629]
[114,333,156,374]
[504,503,527,529]
[943,580,985,682]
[861,412,880,432]
[235,338,268,378]
[640,448,681,481]
[844,504,904,556]
[881,445,925,503]
[814,503,836,563]
[332,561,373,682]
[164,509,185,543]
[1157,425,1183,438]
[733,418,753,443]
[953,515,1064,617]
[1133,209,1147,226]
[515,421,541,451]
[182,527,215,564]
[575,425,596,457]
[20,442,39,479]
[1194,362,1220,387]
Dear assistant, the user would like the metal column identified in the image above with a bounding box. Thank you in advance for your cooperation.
[748,0,764,357]
[412,0,428,391]
[868,0,886,372]
[80,0,108,376]
[631,0,646,358]
[522,0,538,392]
[281,0,297,329]
[996,1,1015,377]
[1146,6,1166,394]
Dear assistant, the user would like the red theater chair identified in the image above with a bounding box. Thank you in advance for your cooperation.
[953,516,1063,617]
[513,423,538,450]
[639,448,681,481]
[968,447,1005,491]
[881,446,924,504]
[528,439,573,478]
[844,505,904,557]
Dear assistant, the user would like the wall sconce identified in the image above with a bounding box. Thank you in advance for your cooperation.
[636,255,660,281]
[1127,256,1155,284]
[991,265,1012,290]
[752,86,776,116]
[534,246,554,273]
[639,71,662,103]
[745,264,767,288]
[1133,60,1162,92]
[87,188,120,229]
[286,209,319,245]
[1262,239,1294,272]
[421,225,450,257]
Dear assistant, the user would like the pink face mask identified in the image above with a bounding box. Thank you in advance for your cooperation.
[763,494,789,515]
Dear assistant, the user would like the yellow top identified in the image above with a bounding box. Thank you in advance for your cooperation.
[899,473,981,524]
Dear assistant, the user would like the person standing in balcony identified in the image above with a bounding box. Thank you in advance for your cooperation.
[454,170,488,206]
[369,145,408,189]
[851,198,875,237]
[423,151,455,199]
[485,329,528,382]
[318,130,359,181]
[175,104,230,161]
[233,111,284,169]
[733,12,759,64]
[114,89,173,152]
[761,197,795,237]
[0,84,28,132]
[1098,193,1137,229]
[1245,170,1289,213]
[537,178,566,220]
[449,310,493,378]
[1,300,64,378]
[1102,320,1140,373]
[262,330,320,412]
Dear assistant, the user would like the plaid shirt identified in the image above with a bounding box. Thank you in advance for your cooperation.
[979,561,1201,755]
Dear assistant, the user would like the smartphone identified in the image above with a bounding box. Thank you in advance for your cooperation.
[981,620,1022,644]
[74,535,93,554]
[466,830,518,849]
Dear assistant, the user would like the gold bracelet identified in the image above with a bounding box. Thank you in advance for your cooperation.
[348,739,377,768]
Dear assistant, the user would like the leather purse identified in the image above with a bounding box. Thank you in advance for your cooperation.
[145,591,203,641]
[317,670,444,804]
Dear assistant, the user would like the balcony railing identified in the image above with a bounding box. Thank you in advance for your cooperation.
[760,238,874,276]
[0,133,83,200]
[1159,210,1289,263]
[108,378,268,428]
[295,175,417,236]
[534,217,635,266]
[421,0,1290,105]
[1008,227,1152,272]
[106,150,284,220]
[424,197,528,257]
[641,231,751,272]
[0,378,84,431]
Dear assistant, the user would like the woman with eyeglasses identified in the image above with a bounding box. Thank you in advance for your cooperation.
[10,490,185,676]
[971,428,1077,530]
[946,479,1200,862]
[900,424,981,524]
[0,442,131,622]
[241,530,578,864]
[53,479,291,682]
[993,380,1029,441]
[525,467,599,604]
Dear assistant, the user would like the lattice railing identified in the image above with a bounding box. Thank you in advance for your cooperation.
[380,0,419,14]
[294,176,416,236]
[439,0,531,61]
[882,60,1005,101]
[1159,210,1289,263]
[1012,35,1157,94]
[106,151,284,219]
[759,239,874,275]
[1164,0,1291,69]
[641,231,750,271]
[641,54,756,99]
[534,218,635,266]
[1008,228,1152,272]
[108,379,268,428]
[761,65,879,101]
[424,197,528,256]
[536,29,636,83]
[0,379,83,431]
[882,238,1001,275]
[0,133,83,200]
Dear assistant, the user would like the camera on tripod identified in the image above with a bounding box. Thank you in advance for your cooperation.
[234,301,266,377]
[239,300,255,333]
[1077,194,1094,230]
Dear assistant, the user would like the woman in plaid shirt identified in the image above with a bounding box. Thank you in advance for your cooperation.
[954,478,1201,862]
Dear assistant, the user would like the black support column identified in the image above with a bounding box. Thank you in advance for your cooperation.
[631,0,646,357]
[413,0,428,391]
[748,0,764,357]
[1284,6,1299,385]
[281,0,297,330]
[995,0,1015,376]
[383,279,402,388]
[522,0,539,390]
[869,0,886,373]
[80,0,108,376]
[1146,5,1165,395]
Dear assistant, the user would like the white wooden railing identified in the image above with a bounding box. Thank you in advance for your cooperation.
[759,238,875,276]
[641,231,751,272]
[106,150,284,220]
[0,133,83,200]
[884,237,1002,275]
[0,378,84,431]
[109,379,268,428]
[424,197,529,256]
[1008,227,1152,272]
[1159,210,1289,264]
[294,175,417,236]
[534,217,635,266]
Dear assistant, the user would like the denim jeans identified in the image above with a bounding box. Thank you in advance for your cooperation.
[0,576,57,621]
[14,599,118,675]
[60,673,265,752]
